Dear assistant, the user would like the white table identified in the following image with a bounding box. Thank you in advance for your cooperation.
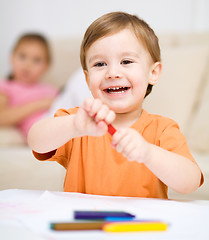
[0,189,209,240]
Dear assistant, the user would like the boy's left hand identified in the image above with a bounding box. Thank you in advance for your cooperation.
[74,98,115,137]
[111,128,150,163]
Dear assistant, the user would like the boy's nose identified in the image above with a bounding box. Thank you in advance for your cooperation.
[105,65,122,79]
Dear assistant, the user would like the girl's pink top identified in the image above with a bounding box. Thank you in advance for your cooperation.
[0,80,58,137]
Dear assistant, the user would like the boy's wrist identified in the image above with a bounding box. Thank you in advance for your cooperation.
[140,142,153,165]
[71,114,85,138]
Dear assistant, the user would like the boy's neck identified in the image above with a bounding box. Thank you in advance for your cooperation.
[113,108,143,129]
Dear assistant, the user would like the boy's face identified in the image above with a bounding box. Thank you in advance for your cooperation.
[11,41,48,84]
[84,28,161,114]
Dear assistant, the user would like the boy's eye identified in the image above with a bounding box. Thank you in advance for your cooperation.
[94,62,106,67]
[121,60,132,65]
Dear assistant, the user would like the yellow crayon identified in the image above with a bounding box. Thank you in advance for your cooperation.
[103,221,168,232]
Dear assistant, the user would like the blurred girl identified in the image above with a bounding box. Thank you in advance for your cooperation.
[0,33,58,139]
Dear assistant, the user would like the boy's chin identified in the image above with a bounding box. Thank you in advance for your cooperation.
[110,106,129,114]
[110,103,142,115]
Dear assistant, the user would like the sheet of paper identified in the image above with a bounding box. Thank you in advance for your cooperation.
[1,189,209,240]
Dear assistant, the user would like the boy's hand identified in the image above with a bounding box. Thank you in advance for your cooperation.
[111,128,150,163]
[74,98,115,137]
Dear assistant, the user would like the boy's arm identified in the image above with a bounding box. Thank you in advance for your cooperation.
[112,128,202,194]
[28,98,115,153]
[145,144,202,194]
[27,114,77,153]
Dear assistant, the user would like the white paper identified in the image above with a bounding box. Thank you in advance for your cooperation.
[1,189,209,240]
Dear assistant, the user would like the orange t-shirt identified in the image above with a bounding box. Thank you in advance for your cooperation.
[34,108,202,199]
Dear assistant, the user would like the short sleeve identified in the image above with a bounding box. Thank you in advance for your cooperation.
[158,120,195,161]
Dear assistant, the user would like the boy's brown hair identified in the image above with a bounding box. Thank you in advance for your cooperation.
[80,12,161,97]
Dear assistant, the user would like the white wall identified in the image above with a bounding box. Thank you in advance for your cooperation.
[0,0,209,77]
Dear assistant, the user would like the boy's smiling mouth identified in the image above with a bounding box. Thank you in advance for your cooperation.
[104,86,130,94]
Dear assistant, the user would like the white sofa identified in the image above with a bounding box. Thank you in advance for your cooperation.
[0,33,209,200]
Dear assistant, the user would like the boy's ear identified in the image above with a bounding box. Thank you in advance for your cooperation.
[148,62,162,85]
[84,70,90,87]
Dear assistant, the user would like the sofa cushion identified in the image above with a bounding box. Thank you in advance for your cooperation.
[0,146,66,191]
[187,67,209,152]
[159,33,209,48]
[43,37,82,90]
[0,127,25,146]
[143,44,209,135]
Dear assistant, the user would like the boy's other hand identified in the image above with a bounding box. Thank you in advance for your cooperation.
[74,98,115,137]
[111,128,150,163]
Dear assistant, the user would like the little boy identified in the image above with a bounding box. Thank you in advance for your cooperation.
[28,12,203,199]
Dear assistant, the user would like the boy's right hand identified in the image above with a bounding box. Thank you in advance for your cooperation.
[74,98,115,137]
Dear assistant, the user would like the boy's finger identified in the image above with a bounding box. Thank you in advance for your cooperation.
[122,141,135,157]
[89,99,102,116]
[111,129,126,147]
[97,121,108,132]
[81,98,94,112]
[105,110,115,124]
[115,134,130,153]
[95,105,109,121]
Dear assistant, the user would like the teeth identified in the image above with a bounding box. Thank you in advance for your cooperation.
[105,86,129,93]
[108,87,121,90]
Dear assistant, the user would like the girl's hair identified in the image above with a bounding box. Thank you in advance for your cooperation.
[80,12,161,97]
[8,33,51,80]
